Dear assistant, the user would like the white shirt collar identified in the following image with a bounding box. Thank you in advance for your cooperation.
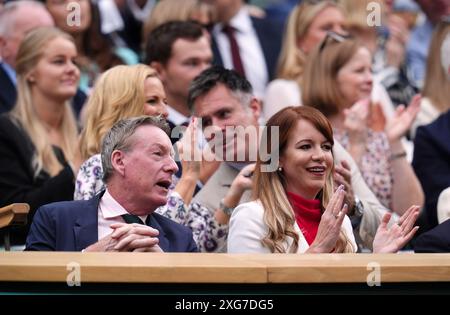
[214,7,253,35]
[167,106,190,126]
[100,189,148,223]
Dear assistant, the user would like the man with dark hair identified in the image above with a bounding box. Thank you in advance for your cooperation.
[189,66,262,253]
[26,116,198,252]
[145,21,213,128]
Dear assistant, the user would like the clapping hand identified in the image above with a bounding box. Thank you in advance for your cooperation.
[308,185,349,253]
[386,94,421,143]
[372,205,420,253]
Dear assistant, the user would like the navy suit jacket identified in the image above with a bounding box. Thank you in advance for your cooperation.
[0,65,16,114]
[412,110,450,229]
[25,191,198,252]
[414,219,450,253]
[211,15,284,81]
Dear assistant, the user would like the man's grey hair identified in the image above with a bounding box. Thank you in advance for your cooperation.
[101,115,171,183]
[0,1,47,37]
[188,66,254,112]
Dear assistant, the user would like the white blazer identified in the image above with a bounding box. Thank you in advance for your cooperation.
[228,200,357,253]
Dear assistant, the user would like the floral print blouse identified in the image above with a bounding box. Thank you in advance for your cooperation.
[74,154,228,252]
[334,129,394,209]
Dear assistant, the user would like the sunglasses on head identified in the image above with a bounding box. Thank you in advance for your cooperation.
[319,31,352,52]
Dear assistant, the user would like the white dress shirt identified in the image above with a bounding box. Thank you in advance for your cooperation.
[212,7,268,98]
[167,106,190,126]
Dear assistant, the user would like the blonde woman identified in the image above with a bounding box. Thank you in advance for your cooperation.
[411,21,450,138]
[302,35,424,215]
[78,64,168,161]
[0,27,79,243]
[264,0,347,120]
[75,64,226,252]
[228,106,419,253]
[264,1,395,122]
[339,0,416,108]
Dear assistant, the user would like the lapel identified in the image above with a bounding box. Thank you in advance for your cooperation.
[250,16,281,81]
[147,214,169,251]
[73,192,103,251]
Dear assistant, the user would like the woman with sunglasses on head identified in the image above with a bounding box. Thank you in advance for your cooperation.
[301,35,424,216]
[228,106,419,254]
[264,0,347,120]
[264,0,395,123]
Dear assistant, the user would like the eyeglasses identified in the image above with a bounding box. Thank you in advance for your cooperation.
[319,31,352,52]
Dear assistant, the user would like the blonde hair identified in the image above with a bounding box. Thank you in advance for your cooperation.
[142,0,212,48]
[255,106,354,253]
[79,64,159,161]
[422,21,450,113]
[11,27,78,177]
[277,1,343,82]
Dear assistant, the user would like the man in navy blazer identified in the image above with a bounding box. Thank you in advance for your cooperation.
[414,219,450,253]
[412,110,450,230]
[26,116,198,252]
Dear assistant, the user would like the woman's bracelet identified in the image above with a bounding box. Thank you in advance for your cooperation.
[389,151,407,161]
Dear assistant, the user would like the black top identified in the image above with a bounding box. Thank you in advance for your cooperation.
[0,114,75,244]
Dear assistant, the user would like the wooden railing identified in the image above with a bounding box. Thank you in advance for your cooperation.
[1,252,449,283]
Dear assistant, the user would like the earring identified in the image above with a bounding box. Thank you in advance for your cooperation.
[278,166,283,172]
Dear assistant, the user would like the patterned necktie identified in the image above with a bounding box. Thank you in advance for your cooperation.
[222,24,246,77]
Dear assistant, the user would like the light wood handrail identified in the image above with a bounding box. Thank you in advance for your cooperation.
[0,252,449,283]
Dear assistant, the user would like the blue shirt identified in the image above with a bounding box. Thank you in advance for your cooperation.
[406,18,433,89]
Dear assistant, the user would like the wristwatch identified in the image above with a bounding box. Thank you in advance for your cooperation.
[352,196,364,218]
[219,198,235,216]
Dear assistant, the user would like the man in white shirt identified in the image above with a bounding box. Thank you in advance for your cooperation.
[205,0,283,98]
[26,116,198,252]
